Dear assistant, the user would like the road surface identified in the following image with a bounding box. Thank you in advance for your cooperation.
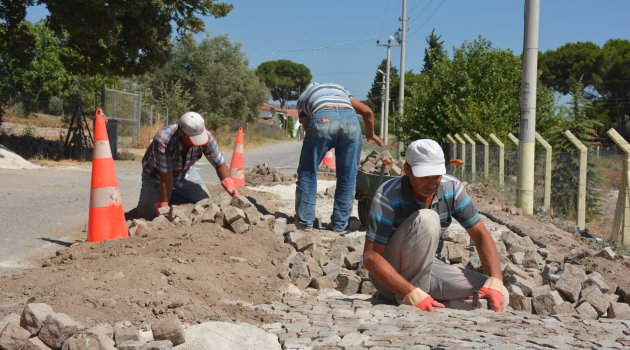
[0,140,303,275]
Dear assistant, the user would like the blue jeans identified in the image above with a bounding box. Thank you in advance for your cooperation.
[295,107,363,230]
[136,167,209,219]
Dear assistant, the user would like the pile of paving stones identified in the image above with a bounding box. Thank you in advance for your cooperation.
[0,303,185,349]
[439,213,630,320]
[128,193,630,321]
[247,163,296,186]
[127,193,273,236]
[359,150,404,176]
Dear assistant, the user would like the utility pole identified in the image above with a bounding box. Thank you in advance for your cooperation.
[377,38,399,146]
[396,0,407,158]
[378,69,385,138]
[517,0,540,215]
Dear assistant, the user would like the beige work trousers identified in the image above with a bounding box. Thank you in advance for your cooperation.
[370,209,507,308]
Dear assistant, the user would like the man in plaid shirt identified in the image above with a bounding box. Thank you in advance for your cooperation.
[136,111,238,219]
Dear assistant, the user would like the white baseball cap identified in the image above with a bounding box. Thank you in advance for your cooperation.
[178,112,209,146]
[406,139,446,177]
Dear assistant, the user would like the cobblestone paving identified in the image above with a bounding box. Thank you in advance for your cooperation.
[261,291,630,349]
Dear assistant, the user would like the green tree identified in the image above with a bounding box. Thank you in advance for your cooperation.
[365,59,399,117]
[41,0,232,75]
[255,60,312,109]
[591,39,630,135]
[0,0,36,123]
[422,28,447,74]
[0,20,118,118]
[143,33,268,125]
[401,37,516,143]
[538,42,599,94]
[400,36,556,145]
[539,39,630,137]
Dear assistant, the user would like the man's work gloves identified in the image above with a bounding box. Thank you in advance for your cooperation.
[221,177,239,196]
[403,288,445,312]
[478,277,504,312]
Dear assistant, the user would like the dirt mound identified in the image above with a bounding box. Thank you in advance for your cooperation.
[0,185,292,329]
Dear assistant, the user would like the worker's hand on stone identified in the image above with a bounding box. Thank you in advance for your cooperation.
[154,201,169,216]
[478,277,504,312]
[221,177,239,196]
[403,288,444,312]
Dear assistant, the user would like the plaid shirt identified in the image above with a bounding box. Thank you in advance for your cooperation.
[142,125,225,183]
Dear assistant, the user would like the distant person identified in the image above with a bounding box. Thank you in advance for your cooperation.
[363,139,508,312]
[295,82,384,233]
[136,112,238,219]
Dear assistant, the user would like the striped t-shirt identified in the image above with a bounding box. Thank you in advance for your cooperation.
[366,174,481,245]
[297,83,355,120]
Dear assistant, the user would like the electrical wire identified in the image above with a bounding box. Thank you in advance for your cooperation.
[408,0,446,37]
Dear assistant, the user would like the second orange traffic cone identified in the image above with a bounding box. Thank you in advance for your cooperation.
[87,108,128,243]
[321,149,336,170]
[229,127,245,187]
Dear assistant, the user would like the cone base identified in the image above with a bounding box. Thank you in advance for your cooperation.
[87,205,128,243]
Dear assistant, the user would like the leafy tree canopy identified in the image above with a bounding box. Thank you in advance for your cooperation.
[539,39,630,136]
[400,36,556,145]
[1,0,233,76]
[142,33,268,124]
[255,60,312,109]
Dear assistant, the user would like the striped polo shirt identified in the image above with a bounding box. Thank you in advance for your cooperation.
[297,83,355,121]
[366,174,481,245]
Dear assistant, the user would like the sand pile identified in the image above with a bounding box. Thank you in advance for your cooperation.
[0,144,40,169]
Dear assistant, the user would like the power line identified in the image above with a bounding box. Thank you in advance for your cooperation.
[251,36,381,55]
[408,0,433,20]
[408,0,445,37]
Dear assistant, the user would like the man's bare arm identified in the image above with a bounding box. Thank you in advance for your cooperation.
[350,98,384,147]
[159,172,174,203]
[467,221,502,280]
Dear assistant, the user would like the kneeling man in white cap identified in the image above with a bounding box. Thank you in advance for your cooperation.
[136,111,238,219]
[363,139,508,312]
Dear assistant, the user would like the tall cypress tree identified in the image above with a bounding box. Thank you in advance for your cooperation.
[422,28,447,74]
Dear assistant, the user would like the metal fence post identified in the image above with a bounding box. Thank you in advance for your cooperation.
[463,133,476,179]
[535,132,552,209]
[564,130,587,230]
[475,133,489,180]
[454,133,466,177]
[446,134,457,161]
[489,133,504,187]
[607,128,630,244]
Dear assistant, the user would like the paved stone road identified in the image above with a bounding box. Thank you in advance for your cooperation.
[257,290,630,349]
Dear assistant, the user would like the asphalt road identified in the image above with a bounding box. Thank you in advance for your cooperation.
[0,140,303,275]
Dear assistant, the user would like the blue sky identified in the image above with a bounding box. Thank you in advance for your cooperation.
[28,1,630,100]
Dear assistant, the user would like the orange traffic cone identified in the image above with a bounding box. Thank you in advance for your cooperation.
[321,148,336,170]
[87,108,128,243]
[229,127,245,187]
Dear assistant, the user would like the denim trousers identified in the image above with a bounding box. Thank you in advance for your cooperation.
[295,107,363,230]
[136,167,210,219]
